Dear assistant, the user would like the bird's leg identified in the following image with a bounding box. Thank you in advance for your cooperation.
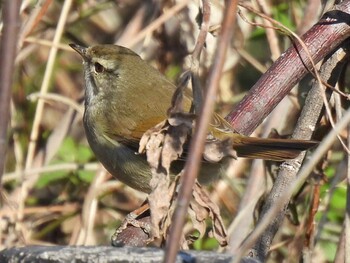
[111,202,152,247]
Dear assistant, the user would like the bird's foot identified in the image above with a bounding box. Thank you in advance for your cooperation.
[111,203,152,247]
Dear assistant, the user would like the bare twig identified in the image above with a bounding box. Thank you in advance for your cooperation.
[334,223,345,263]
[255,0,281,60]
[191,0,210,64]
[3,162,99,183]
[163,0,239,262]
[76,169,109,245]
[236,48,267,73]
[15,1,73,235]
[24,37,70,51]
[227,160,266,252]
[0,0,21,184]
[0,203,79,218]
[190,0,211,114]
[18,0,53,49]
[25,0,73,171]
[127,0,191,48]
[27,92,84,116]
[304,183,321,249]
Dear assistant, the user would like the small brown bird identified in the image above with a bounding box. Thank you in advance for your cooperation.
[70,44,317,193]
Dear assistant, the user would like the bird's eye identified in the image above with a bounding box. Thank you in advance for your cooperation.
[94,62,105,73]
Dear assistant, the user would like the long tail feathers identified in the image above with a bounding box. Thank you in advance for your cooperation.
[232,137,318,161]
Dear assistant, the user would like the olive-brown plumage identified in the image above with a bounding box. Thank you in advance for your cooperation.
[70,44,317,193]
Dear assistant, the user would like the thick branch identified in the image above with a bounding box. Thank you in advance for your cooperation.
[226,1,350,135]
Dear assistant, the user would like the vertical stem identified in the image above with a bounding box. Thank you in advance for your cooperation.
[25,0,73,170]
[0,0,21,183]
[163,0,239,262]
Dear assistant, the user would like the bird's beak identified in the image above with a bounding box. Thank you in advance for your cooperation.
[69,43,88,60]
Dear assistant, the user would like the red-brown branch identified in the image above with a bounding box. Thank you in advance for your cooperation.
[226,1,350,135]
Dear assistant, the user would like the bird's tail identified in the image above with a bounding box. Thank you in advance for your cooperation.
[232,136,318,161]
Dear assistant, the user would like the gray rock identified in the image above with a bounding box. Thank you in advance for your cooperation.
[0,246,237,263]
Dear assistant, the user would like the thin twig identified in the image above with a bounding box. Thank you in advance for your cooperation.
[19,0,73,230]
[0,0,21,183]
[191,0,210,64]
[304,183,321,249]
[3,162,99,183]
[255,0,281,60]
[334,222,345,263]
[25,0,73,171]
[76,169,108,245]
[127,0,191,48]
[163,0,239,262]
[191,0,210,117]
[18,0,53,49]
[24,37,70,51]
[27,92,84,116]
[236,48,267,73]
[227,159,266,253]
[0,203,79,217]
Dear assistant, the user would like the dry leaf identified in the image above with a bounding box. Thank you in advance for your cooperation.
[137,71,228,247]
[148,171,171,240]
[192,182,228,246]
[188,197,208,239]
[146,117,192,240]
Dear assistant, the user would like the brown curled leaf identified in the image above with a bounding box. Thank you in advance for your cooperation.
[188,196,208,240]
[192,182,228,246]
[161,122,192,172]
[148,170,172,240]
[138,120,167,155]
